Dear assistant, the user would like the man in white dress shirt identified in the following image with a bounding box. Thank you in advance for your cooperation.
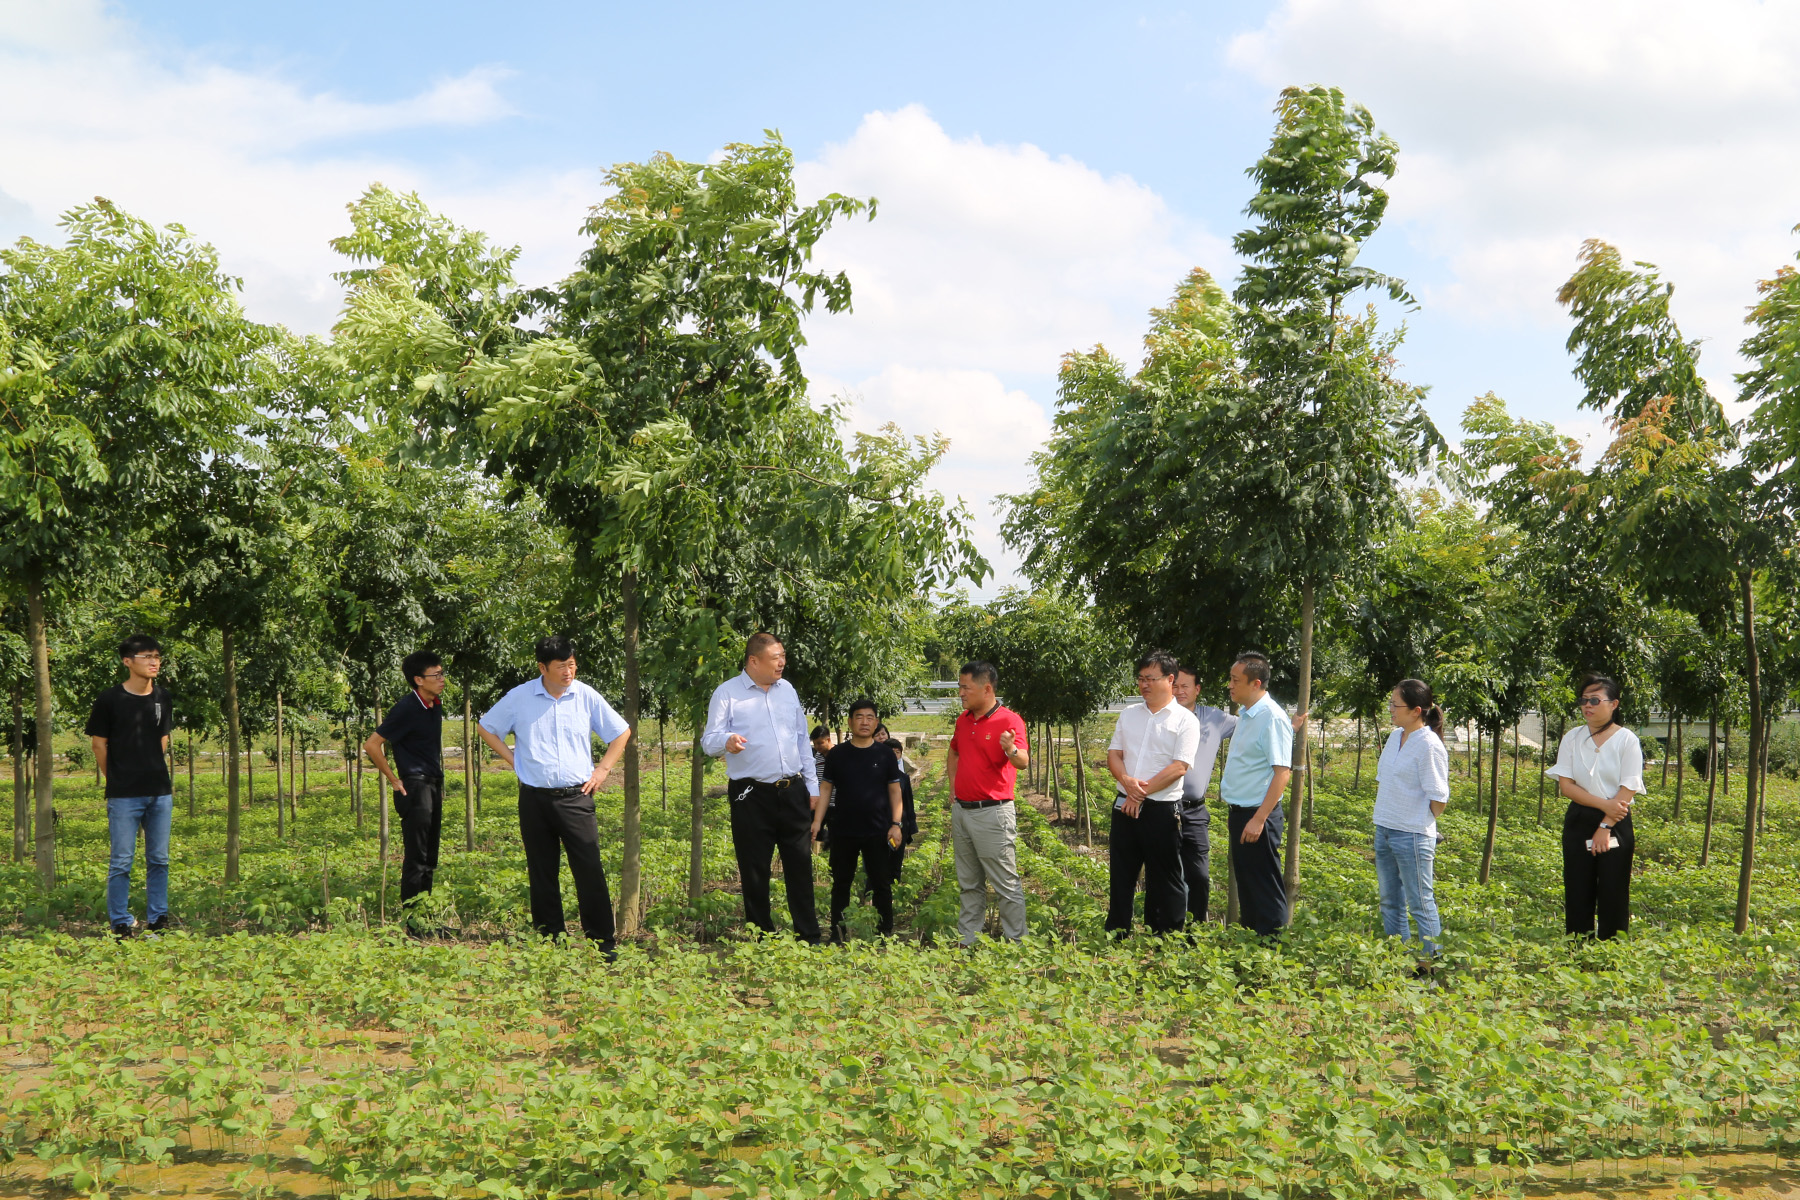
[700,632,823,943]
[1105,651,1202,936]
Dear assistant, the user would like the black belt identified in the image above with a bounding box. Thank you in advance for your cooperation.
[523,783,585,798]
[955,798,1011,809]
[1181,798,1206,810]
[734,775,803,793]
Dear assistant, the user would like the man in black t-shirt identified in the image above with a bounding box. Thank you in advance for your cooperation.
[363,650,449,908]
[85,634,175,938]
[812,699,904,941]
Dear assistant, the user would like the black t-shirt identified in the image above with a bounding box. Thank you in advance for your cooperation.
[376,691,445,778]
[822,740,905,841]
[84,684,174,799]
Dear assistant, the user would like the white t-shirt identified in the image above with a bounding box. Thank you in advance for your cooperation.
[1108,700,1202,803]
[1180,705,1238,801]
[1545,724,1646,805]
[1372,726,1450,836]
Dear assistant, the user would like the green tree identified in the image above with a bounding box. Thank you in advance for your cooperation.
[0,201,262,886]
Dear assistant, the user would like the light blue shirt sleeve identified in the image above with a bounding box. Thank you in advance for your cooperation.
[789,685,818,796]
[588,690,628,743]
[1267,702,1294,769]
[478,689,518,737]
[700,680,735,758]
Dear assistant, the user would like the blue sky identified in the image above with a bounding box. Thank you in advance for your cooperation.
[6,1,1799,589]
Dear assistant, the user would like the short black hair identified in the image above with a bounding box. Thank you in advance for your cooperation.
[745,632,782,662]
[402,650,442,687]
[1175,664,1200,684]
[811,725,832,742]
[1232,651,1272,687]
[848,697,879,721]
[119,634,162,659]
[959,660,998,688]
[1136,650,1179,679]
[536,635,575,664]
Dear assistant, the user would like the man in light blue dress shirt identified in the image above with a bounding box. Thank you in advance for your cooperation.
[700,632,823,943]
[1218,651,1294,935]
[478,635,632,951]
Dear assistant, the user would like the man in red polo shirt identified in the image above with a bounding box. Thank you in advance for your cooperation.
[943,660,1030,945]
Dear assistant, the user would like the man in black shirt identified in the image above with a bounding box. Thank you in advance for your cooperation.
[813,699,904,941]
[85,635,175,938]
[363,651,449,909]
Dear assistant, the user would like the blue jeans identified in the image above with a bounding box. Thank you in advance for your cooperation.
[108,794,173,928]
[1373,825,1440,956]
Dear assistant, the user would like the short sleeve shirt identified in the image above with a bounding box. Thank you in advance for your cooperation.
[1108,701,1202,803]
[376,690,446,778]
[1545,725,1645,802]
[479,678,629,789]
[1218,692,1294,807]
[949,704,1028,800]
[1372,727,1450,835]
[85,684,174,798]
[1181,705,1238,801]
[822,741,905,839]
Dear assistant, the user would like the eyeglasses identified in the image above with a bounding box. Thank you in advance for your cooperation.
[1577,696,1611,707]
[1136,674,1167,685]
[131,654,163,663]
[421,671,447,681]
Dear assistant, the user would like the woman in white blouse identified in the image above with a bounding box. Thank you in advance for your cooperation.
[1544,673,1644,940]
[1372,678,1451,973]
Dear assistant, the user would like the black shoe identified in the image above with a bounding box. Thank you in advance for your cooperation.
[112,923,135,939]
[147,915,172,933]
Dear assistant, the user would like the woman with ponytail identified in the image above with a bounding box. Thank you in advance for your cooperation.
[1545,673,1643,939]
[1372,679,1451,973]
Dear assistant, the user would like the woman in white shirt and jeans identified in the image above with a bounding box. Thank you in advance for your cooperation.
[1545,673,1644,940]
[1372,678,1451,971]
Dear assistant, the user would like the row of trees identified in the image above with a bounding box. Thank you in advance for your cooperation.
[0,140,987,934]
[1003,86,1800,934]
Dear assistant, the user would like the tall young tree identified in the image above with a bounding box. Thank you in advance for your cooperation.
[1222,86,1443,909]
[0,201,261,886]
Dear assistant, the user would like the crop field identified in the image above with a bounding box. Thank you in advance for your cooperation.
[3,741,1799,1199]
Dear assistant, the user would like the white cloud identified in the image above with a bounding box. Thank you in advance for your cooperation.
[796,106,1224,591]
[1230,0,1800,374]
[0,0,591,332]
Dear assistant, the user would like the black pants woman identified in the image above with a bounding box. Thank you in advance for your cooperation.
[1545,674,1645,940]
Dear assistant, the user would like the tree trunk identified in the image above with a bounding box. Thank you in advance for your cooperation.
[275,692,286,840]
[27,576,54,889]
[1757,712,1771,838]
[1701,705,1718,867]
[354,710,364,831]
[299,723,307,797]
[1723,714,1732,798]
[1052,723,1063,823]
[1735,571,1761,935]
[1536,715,1548,825]
[1673,717,1685,823]
[1474,726,1483,800]
[688,724,706,902]
[187,727,196,817]
[1072,721,1091,846]
[1354,714,1364,791]
[376,686,389,894]
[1478,725,1502,884]
[247,738,255,805]
[659,719,668,815]
[1303,720,1315,831]
[1224,831,1240,926]
[1281,582,1315,918]
[1511,724,1520,795]
[1663,714,1673,787]
[463,688,475,852]
[11,683,25,863]
[618,569,644,936]
[223,628,242,884]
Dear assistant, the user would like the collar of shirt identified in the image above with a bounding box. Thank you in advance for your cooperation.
[415,688,440,710]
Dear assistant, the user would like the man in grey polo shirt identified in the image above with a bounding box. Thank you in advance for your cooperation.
[1171,663,1238,926]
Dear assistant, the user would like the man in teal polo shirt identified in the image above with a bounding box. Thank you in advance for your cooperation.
[1218,651,1293,935]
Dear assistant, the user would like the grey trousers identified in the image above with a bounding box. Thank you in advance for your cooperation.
[951,802,1028,944]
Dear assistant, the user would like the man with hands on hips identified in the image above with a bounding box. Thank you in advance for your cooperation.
[478,635,631,952]
[701,632,824,944]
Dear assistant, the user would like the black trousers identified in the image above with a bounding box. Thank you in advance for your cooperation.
[1227,802,1287,935]
[393,774,444,904]
[1106,799,1188,935]
[517,784,616,949]
[829,834,895,938]
[1562,804,1634,939]
[729,777,821,943]
[889,842,907,884]
[1178,800,1211,924]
